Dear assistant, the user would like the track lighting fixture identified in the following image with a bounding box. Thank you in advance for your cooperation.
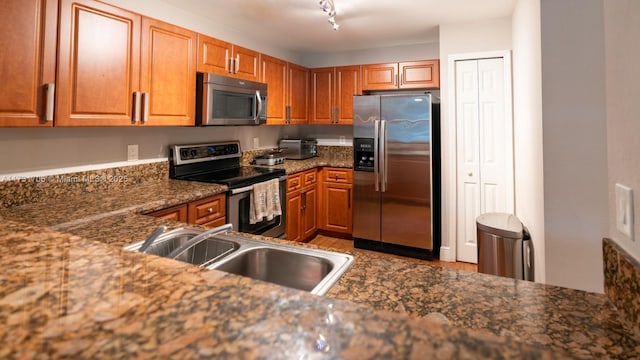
[319,0,339,30]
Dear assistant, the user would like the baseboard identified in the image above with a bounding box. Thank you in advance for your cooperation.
[439,246,456,262]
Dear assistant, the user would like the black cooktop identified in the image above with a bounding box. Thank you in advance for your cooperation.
[169,141,286,189]
[175,166,285,189]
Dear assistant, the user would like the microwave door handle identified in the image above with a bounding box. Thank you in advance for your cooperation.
[255,90,263,124]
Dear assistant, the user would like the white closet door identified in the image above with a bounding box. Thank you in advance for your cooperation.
[456,60,481,263]
[456,57,514,263]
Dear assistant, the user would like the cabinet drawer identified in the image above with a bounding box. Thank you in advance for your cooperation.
[146,204,187,222]
[287,173,302,192]
[322,168,353,183]
[303,169,317,186]
[187,194,226,225]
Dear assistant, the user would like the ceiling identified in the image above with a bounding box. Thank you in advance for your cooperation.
[159,0,517,53]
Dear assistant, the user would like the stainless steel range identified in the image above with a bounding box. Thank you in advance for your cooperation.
[169,141,287,238]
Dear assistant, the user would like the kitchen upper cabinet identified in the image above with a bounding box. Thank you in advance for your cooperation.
[310,65,361,125]
[287,63,310,125]
[362,60,439,90]
[56,0,141,126]
[56,0,196,127]
[197,34,260,82]
[261,54,288,124]
[319,168,353,234]
[261,55,309,125]
[0,0,58,127]
[140,18,196,126]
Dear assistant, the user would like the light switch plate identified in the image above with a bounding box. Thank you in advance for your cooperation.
[615,183,634,240]
[127,144,139,161]
[253,137,259,149]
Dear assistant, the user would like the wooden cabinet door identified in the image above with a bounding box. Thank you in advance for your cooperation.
[140,18,196,126]
[302,185,318,239]
[196,33,233,75]
[335,65,361,125]
[261,54,287,125]
[287,63,309,124]
[56,0,141,126]
[399,60,439,89]
[310,67,334,125]
[286,190,302,242]
[362,63,398,91]
[0,0,57,127]
[320,182,353,234]
[232,45,260,82]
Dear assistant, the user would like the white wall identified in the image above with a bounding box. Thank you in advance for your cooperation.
[603,1,640,259]
[511,0,545,283]
[438,17,513,261]
[300,42,440,68]
[0,126,284,175]
[540,0,608,293]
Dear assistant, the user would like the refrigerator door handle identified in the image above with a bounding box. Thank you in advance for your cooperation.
[380,119,387,192]
[374,119,380,192]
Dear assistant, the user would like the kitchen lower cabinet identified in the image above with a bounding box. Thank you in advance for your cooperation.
[146,204,187,222]
[286,169,317,242]
[319,168,353,234]
[0,0,58,127]
[187,194,226,228]
[146,194,226,228]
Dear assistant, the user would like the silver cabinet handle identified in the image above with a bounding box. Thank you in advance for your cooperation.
[255,90,263,123]
[133,91,141,123]
[235,54,240,74]
[380,119,387,192]
[334,107,339,124]
[142,92,149,123]
[394,73,398,86]
[44,83,55,122]
[400,73,403,86]
[374,119,380,192]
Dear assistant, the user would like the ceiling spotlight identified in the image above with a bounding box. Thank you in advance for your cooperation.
[318,0,339,30]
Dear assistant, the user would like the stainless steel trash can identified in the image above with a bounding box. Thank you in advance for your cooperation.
[476,213,533,281]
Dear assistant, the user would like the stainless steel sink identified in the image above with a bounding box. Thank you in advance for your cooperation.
[125,228,239,267]
[206,233,354,295]
[126,227,354,296]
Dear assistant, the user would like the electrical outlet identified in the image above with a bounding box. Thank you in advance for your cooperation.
[127,144,139,161]
[253,137,259,149]
[615,183,634,240]
[339,136,346,145]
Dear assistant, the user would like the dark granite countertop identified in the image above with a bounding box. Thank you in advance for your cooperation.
[0,157,638,358]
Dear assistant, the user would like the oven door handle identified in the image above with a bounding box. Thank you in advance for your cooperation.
[230,175,288,195]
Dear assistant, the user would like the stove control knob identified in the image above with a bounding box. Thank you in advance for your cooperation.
[180,149,189,159]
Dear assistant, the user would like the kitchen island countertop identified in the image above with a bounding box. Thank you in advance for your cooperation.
[0,164,638,358]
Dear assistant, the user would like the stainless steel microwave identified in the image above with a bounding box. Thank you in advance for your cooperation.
[196,73,267,126]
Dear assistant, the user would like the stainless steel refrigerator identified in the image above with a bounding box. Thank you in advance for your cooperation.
[352,93,440,260]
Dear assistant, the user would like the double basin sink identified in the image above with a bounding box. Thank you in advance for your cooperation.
[125,227,354,296]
